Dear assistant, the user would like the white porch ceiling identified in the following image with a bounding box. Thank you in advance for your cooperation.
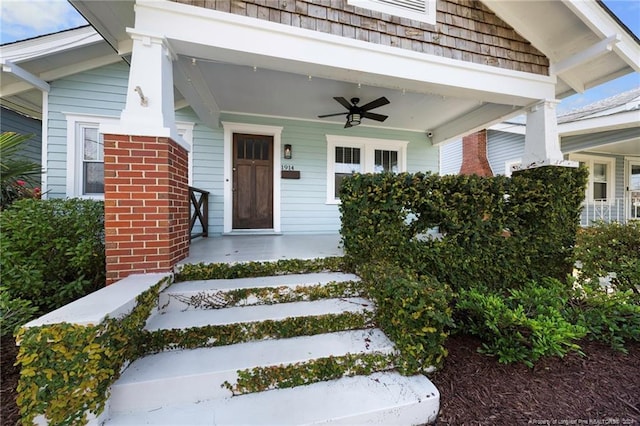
[176,57,485,132]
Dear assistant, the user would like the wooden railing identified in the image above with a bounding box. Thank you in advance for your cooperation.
[189,186,209,240]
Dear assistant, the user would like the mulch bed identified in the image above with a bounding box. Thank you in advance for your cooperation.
[432,334,640,426]
[1,333,638,425]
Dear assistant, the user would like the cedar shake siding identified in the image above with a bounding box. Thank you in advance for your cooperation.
[171,0,549,75]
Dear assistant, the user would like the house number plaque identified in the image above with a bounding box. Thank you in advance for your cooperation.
[281,164,300,179]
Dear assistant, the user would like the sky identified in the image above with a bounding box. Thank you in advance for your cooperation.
[0,0,638,114]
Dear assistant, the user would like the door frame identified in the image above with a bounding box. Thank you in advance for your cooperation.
[222,121,282,233]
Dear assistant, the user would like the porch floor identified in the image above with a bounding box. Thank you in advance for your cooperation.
[180,234,343,265]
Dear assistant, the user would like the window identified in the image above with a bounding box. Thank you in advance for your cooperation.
[348,0,436,25]
[326,135,408,203]
[569,154,615,203]
[80,125,104,195]
[65,113,194,199]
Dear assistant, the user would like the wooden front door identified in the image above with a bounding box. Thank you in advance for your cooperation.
[233,133,274,229]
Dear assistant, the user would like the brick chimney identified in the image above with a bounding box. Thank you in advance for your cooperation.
[459,130,493,176]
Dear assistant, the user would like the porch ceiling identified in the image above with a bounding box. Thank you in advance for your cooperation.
[174,57,486,133]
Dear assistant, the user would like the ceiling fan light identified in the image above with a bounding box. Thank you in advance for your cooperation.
[348,113,361,126]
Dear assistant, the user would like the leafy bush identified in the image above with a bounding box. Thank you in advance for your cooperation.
[567,286,640,352]
[358,262,453,374]
[0,287,38,337]
[0,198,105,313]
[455,279,586,367]
[574,221,640,294]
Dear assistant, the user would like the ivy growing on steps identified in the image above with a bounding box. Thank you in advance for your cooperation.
[15,277,170,426]
[222,352,396,395]
[140,311,376,353]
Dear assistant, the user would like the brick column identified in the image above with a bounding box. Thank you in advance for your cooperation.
[103,134,189,285]
[459,130,493,177]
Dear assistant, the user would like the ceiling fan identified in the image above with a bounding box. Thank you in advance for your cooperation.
[318,96,390,128]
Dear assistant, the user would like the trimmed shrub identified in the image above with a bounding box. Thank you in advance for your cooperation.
[574,221,640,294]
[0,198,105,313]
[339,167,588,294]
[358,262,453,374]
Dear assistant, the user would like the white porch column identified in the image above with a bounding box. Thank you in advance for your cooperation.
[519,100,577,170]
[102,29,182,145]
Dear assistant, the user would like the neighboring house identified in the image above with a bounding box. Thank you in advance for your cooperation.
[441,87,640,225]
[0,107,43,184]
[1,0,638,281]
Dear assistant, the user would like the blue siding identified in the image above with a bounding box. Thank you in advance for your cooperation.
[218,113,438,234]
[439,139,462,175]
[46,61,130,197]
[45,61,438,234]
[0,107,42,177]
[487,130,525,175]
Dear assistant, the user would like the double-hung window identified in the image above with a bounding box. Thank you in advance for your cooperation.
[569,154,616,203]
[65,113,194,199]
[327,135,408,204]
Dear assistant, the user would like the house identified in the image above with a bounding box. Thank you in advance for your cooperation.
[1,0,639,283]
[440,87,640,225]
[0,107,43,184]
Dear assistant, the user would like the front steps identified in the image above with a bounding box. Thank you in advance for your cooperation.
[103,272,439,425]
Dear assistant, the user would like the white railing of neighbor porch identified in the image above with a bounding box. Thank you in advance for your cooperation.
[580,198,629,226]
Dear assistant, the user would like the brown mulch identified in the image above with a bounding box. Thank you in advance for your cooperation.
[1,334,638,426]
[1,335,21,426]
[432,334,640,426]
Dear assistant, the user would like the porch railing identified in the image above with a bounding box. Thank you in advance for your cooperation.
[580,198,630,227]
[189,186,209,240]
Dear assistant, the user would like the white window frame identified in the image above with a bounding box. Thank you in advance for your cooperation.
[65,113,194,199]
[569,154,616,203]
[348,0,436,25]
[326,135,408,204]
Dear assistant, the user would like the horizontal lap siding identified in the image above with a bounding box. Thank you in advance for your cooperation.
[220,113,438,234]
[0,107,42,167]
[487,129,524,175]
[46,62,129,198]
[180,108,225,235]
[439,139,462,175]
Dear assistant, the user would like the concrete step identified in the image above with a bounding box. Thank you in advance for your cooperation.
[159,272,362,311]
[109,329,395,413]
[145,297,373,332]
[104,371,439,425]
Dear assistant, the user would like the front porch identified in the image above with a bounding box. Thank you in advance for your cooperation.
[181,234,343,265]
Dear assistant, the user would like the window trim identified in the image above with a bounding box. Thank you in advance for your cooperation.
[348,0,436,25]
[569,153,616,203]
[326,135,408,204]
[65,113,194,199]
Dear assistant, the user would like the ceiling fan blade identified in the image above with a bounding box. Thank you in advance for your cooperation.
[318,112,348,118]
[362,111,388,122]
[334,97,353,110]
[360,96,390,111]
[344,120,352,128]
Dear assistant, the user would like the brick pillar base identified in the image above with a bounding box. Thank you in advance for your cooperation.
[459,130,493,177]
[104,134,189,285]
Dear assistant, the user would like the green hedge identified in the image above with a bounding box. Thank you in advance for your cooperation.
[0,198,105,314]
[340,167,588,292]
